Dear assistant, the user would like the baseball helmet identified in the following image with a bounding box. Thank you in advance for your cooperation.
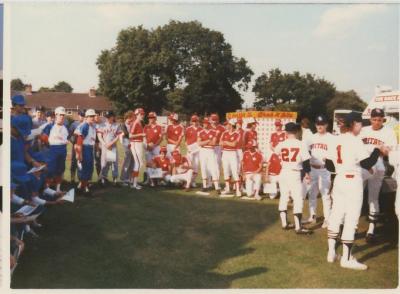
[12,95,26,106]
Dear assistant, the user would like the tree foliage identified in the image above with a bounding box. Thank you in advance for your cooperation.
[97,21,253,116]
[11,78,25,91]
[327,90,367,115]
[253,68,337,120]
[53,81,73,93]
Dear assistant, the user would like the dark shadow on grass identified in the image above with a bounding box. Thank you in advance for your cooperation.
[12,187,275,289]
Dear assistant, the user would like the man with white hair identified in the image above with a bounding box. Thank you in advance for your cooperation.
[40,106,69,192]
[220,118,241,197]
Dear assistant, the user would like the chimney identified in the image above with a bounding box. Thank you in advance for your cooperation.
[25,84,32,95]
[89,87,96,98]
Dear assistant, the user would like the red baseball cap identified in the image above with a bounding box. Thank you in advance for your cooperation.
[148,112,157,119]
[274,119,282,126]
[191,115,199,122]
[210,113,219,122]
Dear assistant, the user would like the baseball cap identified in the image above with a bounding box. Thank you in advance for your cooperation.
[203,117,210,124]
[285,122,299,133]
[105,111,115,118]
[78,110,85,117]
[55,106,66,115]
[190,115,199,122]
[46,110,54,117]
[247,117,257,124]
[160,146,167,153]
[12,95,26,106]
[371,108,385,118]
[274,119,282,127]
[169,113,178,121]
[315,115,328,125]
[36,105,45,112]
[134,108,145,116]
[148,112,157,119]
[85,109,96,117]
[210,114,219,122]
[344,111,362,127]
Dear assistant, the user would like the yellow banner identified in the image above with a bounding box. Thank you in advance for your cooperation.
[226,111,297,120]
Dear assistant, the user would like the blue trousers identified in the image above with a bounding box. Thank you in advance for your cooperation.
[47,145,67,178]
[78,145,94,181]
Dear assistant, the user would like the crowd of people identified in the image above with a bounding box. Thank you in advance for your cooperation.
[9,93,399,272]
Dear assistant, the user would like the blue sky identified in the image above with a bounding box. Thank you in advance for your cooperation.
[9,3,399,106]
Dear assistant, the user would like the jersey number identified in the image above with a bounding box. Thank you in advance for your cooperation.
[281,148,299,162]
[336,145,343,164]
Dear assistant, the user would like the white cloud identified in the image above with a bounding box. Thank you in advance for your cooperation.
[313,4,388,39]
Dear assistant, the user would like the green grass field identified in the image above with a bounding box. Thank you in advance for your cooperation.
[11,184,398,289]
[10,143,399,288]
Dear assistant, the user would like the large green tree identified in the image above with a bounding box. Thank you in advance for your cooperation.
[327,90,367,115]
[253,68,336,119]
[97,21,253,116]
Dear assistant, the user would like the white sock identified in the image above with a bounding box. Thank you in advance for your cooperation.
[214,181,220,190]
[328,238,336,255]
[225,182,230,192]
[367,222,375,235]
[294,214,302,230]
[56,184,61,192]
[133,177,138,186]
[280,211,287,227]
[342,243,353,260]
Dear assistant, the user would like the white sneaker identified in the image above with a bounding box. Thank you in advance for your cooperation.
[191,182,197,188]
[236,191,242,197]
[327,251,341,263]
[340,256,368,270]
[322,220,329,229]
[255,195,262,201]
[221,189,230,195]
[131,184,142,190]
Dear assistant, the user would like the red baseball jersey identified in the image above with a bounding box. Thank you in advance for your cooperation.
[221,131,239,151]
[199,128,217,148]
[214,124,226,144]
[270,131,287,148]
[268,153,282,175]
[144,123,163,144]
[130,120,144,142]
[185,125,202,145]
[153,156,171,172]
[167,124,184,143]
[242,150,263,173]
[244,129,258,146]
[172,154,190,174]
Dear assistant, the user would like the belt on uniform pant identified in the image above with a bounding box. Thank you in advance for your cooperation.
[311,164,325,169]
[345,174,354,178]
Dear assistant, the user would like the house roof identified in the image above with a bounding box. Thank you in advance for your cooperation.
[15,91,114,111]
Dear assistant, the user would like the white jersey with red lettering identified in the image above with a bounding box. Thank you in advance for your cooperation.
[359,125,397,171]
[308,132,335,166]
[275,138,311,171]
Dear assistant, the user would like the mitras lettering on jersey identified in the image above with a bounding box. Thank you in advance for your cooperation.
[362,138,384,145]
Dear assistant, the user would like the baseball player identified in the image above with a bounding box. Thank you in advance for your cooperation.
[388,145,400,218]
[129,108,145,190]
[235,118,245,162]
[144,112,163,184]
[185,115,202,186]
[262,149,282,199]
[40,106,69,192]
[210,113,226,173]
[94,112,103,179]
[166,113,184,156]
[97,111,122,186]
[119,111,135,186]
[275,122,312,234]
[74,109,97,195]
[68,110,85,183]
[149,146,172,186]
[220,118,241,197]
[170,149,193,191]
[266,119,287,198]
[242,140,263,200]
[359,108,397,243]
[306,115,335,227]
[198,117,221,193]
[326,112,384,270]
[244,118,258,147]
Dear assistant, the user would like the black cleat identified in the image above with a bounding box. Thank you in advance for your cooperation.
[366,233,377,244]
[295,228,313,235]
[282,223,295,230]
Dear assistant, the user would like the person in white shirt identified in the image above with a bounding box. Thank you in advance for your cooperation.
[306,115,335,228]
[325,111,386,270]
[359,108,397,243]
[275,122,312,235]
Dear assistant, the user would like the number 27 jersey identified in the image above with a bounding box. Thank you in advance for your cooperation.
[327,133,369,176]
[275,138,311,171]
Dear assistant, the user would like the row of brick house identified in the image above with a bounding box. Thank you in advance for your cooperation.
[13,85,114,120]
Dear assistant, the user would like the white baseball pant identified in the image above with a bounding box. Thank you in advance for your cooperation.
[187,143,200,179]
[309,167,332,219]
[245,173,261,196]
[167,143,177,157]
[328,174,363,242]
[130,141,144,177]
[263,175,278,199]
[279,170,303,214]
[170,170,194,187]
[214,145,222,179]
[199,148,219,182]
[364,169,385,216]
[222,150,240,181]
